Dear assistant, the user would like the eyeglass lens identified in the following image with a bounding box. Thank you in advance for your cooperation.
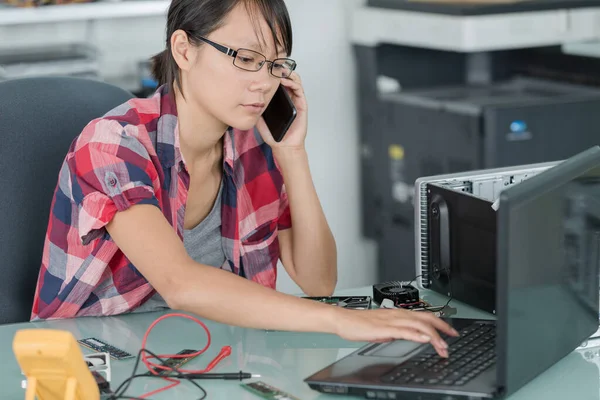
[233,49,295,78]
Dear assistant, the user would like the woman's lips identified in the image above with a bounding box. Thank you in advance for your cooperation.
[242,103,265,114]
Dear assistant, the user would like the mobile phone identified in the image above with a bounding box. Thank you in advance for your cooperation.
[263,84,297,142]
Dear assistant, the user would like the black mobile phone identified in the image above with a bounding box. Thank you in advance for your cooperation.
[263,84,297,142]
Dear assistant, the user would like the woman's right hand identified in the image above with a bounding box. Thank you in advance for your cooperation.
[332,308,459,358]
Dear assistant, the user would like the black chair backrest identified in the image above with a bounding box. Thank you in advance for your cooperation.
[0,76,134,324]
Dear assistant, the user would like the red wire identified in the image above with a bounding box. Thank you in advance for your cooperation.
[136,312,232,398]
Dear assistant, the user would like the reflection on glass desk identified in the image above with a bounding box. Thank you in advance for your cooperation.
[0,286,598,399]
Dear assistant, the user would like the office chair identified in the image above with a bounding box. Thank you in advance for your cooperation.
[0,76,134,324]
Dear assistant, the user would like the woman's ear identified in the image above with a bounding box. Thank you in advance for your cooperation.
[170,29,196,72]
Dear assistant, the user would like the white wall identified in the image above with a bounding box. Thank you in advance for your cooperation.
[0,0,378,293]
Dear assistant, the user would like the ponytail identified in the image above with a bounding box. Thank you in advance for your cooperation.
[150,49,170,87]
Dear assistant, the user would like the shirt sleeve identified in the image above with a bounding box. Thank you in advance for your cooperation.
[69,119,160,245]
[278,181,292,230]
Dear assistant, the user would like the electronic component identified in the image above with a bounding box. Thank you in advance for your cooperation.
[397,299,433,311]
[84,352,111,383]
[397,299,446,317]
[381,297,456,317]
[241,381,301,400]
[147,349,199,375]
[13,329,101,400]
[380,299,396,309]
[373,281,420,306]
[77,337,134,360]
[85,355,106,368]
[302,296,371,309]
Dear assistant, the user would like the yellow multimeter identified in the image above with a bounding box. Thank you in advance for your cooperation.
[13,329,100,400]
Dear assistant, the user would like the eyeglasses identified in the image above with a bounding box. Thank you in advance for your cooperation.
[197,36,296,78]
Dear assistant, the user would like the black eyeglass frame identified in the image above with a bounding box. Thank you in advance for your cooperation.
[197,36,296,78]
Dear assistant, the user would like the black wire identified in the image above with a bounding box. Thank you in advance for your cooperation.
[406,274,422,288]
[109,348,149,399]
[403,270,453,314]
[107,349,207,400]
[424,296,453,313]
[425,266,454,313]
[110,349,207,400]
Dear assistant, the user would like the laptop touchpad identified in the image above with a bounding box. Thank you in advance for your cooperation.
[361,340,424,358]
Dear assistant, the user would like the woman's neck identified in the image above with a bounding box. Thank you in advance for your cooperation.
[175,90,227,172]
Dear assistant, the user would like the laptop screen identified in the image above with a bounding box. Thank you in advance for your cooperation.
[496,146,600,396]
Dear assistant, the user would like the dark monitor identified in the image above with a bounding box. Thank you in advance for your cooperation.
[497,146,600,396]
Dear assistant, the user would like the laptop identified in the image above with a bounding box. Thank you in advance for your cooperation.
[305,146,600,399]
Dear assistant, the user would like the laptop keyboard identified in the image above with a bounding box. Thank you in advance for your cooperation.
[380,322,496,387]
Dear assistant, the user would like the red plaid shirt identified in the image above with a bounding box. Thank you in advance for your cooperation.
[31,86,291,320]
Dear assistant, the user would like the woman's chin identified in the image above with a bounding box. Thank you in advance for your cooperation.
[228,117,260,132]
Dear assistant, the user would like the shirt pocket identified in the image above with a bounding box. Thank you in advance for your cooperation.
[241,219,278,247]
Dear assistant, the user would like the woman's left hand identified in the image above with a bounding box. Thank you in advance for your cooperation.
[256,72,308,150]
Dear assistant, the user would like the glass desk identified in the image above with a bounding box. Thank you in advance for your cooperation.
[0,286,597,399]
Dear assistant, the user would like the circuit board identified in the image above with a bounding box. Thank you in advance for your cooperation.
[303,296,372,309]
[148,349,199,375]
[396,299,433,310]
[78,337,134,360]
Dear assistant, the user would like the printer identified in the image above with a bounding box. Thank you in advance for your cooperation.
[352,0,600,281]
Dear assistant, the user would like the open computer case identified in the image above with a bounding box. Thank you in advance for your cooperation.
[413,157,600,341]
[414,160,555,313]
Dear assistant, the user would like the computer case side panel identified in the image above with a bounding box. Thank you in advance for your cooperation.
[414,161,558,289]
[427,184,497,313]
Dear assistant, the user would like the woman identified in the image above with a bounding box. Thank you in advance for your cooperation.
[31,0,456,357]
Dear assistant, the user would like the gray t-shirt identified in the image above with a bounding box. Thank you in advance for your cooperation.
[133,179,225,313]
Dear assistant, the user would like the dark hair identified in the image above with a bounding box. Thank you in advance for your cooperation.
[151,0,293,95]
